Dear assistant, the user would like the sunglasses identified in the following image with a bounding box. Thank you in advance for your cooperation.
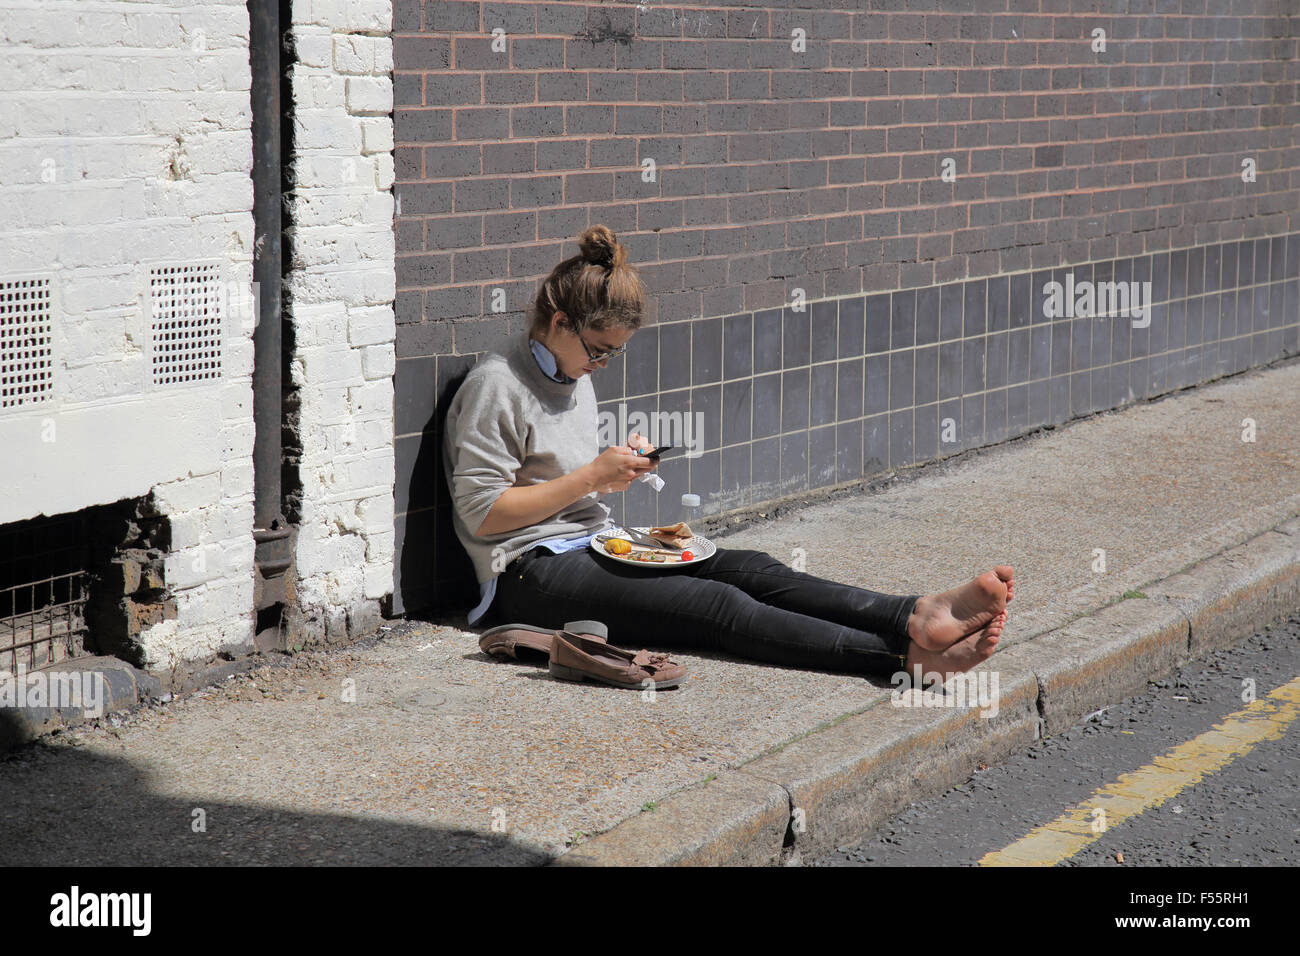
[575,327,628,364]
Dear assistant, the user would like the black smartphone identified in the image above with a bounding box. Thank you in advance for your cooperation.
[641,444,677,460]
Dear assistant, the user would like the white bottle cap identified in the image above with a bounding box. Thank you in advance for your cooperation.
[681,493,700,507]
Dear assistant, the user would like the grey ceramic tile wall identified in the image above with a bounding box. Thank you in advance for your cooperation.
[396,234,1300,611]
[591,234,1300,528]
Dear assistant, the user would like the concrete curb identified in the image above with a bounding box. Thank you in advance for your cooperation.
[0,655,161,751]
[550,515,1300,866]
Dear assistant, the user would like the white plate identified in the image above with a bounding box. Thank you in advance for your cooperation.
[590,526,716,568]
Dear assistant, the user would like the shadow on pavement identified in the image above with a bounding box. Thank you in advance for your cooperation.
[0,710,548,866]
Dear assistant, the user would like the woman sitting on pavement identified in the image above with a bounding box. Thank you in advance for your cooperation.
[442,225,1013,686]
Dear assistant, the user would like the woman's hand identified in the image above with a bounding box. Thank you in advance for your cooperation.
[627,432,652,455]
[588,442,657,495]
[596,431,661,493]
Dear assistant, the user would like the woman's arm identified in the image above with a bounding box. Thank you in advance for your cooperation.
[475,465,597,536]
[475,443,658,537]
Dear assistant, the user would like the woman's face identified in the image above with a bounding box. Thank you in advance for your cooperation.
[548,311,634,380]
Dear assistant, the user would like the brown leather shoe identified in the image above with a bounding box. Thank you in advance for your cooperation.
[548,631,686,690]
[479,620,607,663]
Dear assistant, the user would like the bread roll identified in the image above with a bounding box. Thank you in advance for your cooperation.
[647,522,693,548]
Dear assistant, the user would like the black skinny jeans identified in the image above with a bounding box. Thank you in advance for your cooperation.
[491,545,920,677]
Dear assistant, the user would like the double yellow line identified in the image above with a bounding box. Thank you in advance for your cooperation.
[981,675,1300,866]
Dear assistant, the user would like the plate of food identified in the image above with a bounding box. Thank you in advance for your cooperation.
[590,522,716,568]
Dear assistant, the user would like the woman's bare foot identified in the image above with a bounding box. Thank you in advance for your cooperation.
[906,569,1010,651]
[902,609,1007,687]
[995,565,1014,603]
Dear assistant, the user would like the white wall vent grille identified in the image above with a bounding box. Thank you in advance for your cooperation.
[149,263,223,386]
[1,277,54,410]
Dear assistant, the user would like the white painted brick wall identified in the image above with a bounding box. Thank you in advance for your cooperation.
[361,343,395,379]
[345,76,393,115]
[285,0,395,634]
[0,0,260,671]
[1,0,394,672]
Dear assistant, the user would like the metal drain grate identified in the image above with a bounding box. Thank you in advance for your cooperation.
[0,514,90,674]
[0,276,54,410]
[149,263,223,386]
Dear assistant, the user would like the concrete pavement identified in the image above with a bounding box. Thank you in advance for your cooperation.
[2,356,1298,865]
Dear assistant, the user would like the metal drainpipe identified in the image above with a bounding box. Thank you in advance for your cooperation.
[248,0,295,649]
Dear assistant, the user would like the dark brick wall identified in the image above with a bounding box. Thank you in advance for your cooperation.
[391,0,1300,616]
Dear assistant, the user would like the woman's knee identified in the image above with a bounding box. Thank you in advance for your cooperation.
[711,548,788,574]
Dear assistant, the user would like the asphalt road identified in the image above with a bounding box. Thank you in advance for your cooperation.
[815,612,1300,867]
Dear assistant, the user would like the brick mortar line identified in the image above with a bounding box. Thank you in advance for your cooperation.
[399,240,1300,303]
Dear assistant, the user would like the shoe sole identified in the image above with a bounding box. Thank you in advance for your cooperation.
[479,620,608,661]
[479,620,607,641]
[549,661,683,691]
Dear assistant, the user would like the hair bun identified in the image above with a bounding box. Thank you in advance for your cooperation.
[579,225,619,268]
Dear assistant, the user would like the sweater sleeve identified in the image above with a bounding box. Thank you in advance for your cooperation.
[442,369,526,538]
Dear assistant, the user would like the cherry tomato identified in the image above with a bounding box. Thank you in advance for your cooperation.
[679,550,693,561]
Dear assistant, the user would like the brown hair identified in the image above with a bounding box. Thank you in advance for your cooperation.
[529,225,647,336]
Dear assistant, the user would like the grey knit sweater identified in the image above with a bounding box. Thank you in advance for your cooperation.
[441,330,611,586]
